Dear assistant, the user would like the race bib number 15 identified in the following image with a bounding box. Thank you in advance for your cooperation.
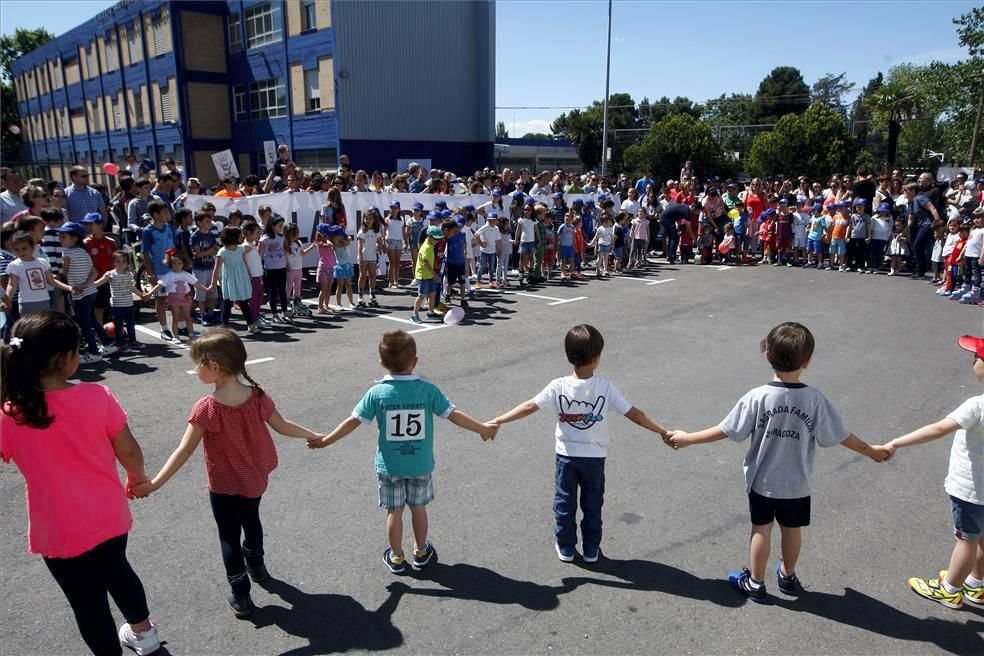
[385,409,424,441]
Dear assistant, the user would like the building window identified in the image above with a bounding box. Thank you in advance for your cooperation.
[151,16,168,55]
[105,39,119,71]
[293,148,338,171]
[126,25,141,63]
[86,44,98,79]
[245,2,282,49]
[249,78,286,119]
[304,68,320,112]
[302,0,317,31]
[160,81,175,122]
[112,96,122,130]
[232,85,247,120]
[228,13,242,53]
[132,89,145,128]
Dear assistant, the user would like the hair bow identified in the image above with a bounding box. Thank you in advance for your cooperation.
[164,248,176,256]
[9,337,23,349]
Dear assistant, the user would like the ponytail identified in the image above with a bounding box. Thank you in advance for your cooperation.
[1,312,81,428]
[241,370,265,398]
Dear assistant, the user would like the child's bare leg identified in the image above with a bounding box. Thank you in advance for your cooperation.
[971,540,984,580]
[345,281,354,305]
[410,506,428,551]
[386,508,404,555]
[944,536,982,588]
[779,526,802,575]
[749,523,773,582]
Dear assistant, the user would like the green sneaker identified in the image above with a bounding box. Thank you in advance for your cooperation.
[909,575,963,609]
[940,570,984,607]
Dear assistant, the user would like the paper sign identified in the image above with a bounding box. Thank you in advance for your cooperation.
[263,141,277,171]
[211,149,240,180]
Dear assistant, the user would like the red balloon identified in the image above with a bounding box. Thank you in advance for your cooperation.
[103,322,115,339]
[103,162,120,176]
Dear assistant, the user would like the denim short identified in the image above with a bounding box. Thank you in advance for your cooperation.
[378,474,434,510]
[520,241,536,255]
[597,244,611,254]
[830,238,846,255]
[951,495,984,541]
[386,239,403,251]
[807,238,824,254]
[559,244,575,260]
[614,247,624,260]
[417,278,438,297]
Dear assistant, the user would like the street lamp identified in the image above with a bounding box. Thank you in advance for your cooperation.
[600,0,612,176]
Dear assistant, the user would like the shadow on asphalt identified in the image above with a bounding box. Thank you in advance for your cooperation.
[771,588,984,654]
[250,577,405,655]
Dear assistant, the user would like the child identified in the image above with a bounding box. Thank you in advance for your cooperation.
[210,227,260,333]
[307,329,496,573]
[954,212,984,304]
[931,220,948,285]
[775,201,793,266]
[678,210,695,265]
[4,231,73,315]
[284,223,316,317]
[515,202,538,284]
[540,207,556,280]
[793,201,809,266]
[92,250,147,352]
[410,226,443,324]
[408,201,425,273]
[497,215,514,287]
[556,212,576,280]
[867,202,894,274]
[130,329,324,617]
[733,200,749,263]
[357,211,384,308]
[145,249,210,341]
[629,210,650,270]
[572,216,585,279]
[442,218,469,309]
[847,198,870,273]
[719,223,737,264]
[173,208,194,270]
[829,203,850,271]
[805,204,827,269]
[462,213,477,294]
[941,222,970,296]
[699,220,717,265]
[40,207,65,312]
[668,322,890,601]
[259,216,289,324]
[141,200,176,340]
[59,222,116,362]
[314,222,337,314]
[474,213,500,288]
[384,202,406,288]
[588,216,614,278]
[82,212,115,324]
[887,217,909,276]
[190,211,220,325]
[491,324,670,563]
[0,312,161,655]
[242,221,266,325]
[331,227,355,310]
[884,335,984,609]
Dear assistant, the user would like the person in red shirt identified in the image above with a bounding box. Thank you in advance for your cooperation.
[573,215,586,278]
[742,178,768,255]
[213,177,244,198]
[82,212,117,323]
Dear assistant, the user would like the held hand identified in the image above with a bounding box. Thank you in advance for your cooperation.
[667,430,688,450]
[479,421,499,441]
[868,444,894,463]
[660,429,675,446]
[127,476,155,499]
[306,435,329,449]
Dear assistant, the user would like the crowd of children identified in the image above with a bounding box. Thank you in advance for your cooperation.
[2,312,981,656]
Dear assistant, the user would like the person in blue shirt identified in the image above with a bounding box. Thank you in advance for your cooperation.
[443,217,469,309]
[141,200,176,340]
[635,171,654,198]
[190,211,220,324]
[557,212,577,279]
[308,330,497,574]
[733,200,749,263]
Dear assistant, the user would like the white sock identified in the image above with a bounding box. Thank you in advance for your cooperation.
[748,576,764,589]
[178,321,187,329]
[942,578,961,595]
[160,323,168,332]
[966,575,983,588]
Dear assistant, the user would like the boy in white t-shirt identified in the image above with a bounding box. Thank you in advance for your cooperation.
[884,335,984,609]
[491,324,671,563]
[669,322,890,602]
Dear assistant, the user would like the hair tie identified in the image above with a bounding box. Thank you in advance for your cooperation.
[8,337,23,349]
[164,248,176,256]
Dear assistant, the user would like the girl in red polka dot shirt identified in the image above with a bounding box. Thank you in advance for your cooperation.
[130,328,325,619]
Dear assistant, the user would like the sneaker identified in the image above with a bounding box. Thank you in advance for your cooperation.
[357,299,367,308]
[908,575,963,609]
[118,623,160,656]
[728,568,767,603]
[100,344,119,356]
[555,542,575,563]
[281,314,294,324]
[775,561,803,596]
[409,314,423,325]
[246,561,269,583]
[383,548,408,574]
[887,270,896,276]
[227,592,255,618]
[839,265,847,272]
[426,311,443,321]
[369,297,380,307]
[80,352,103,365]
[940,570,984,607]
[160,329,175,342]
[411,540,436,570]
[582,546,600,564]
[190,329,202,338]
[128,341,145,350]
[257,315,270,327]
[178,326,189,338]
[460,300,471,310]
[433,304,447,315]
[246,322,259,335]
[824,265,832,270]
[467,290,475,301]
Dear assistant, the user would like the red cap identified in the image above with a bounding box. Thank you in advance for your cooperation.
[958,335,984,358]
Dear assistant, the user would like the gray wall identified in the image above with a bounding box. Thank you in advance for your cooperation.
[333,0,494,143]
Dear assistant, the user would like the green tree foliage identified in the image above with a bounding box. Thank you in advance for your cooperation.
[1,27,54,166]
[954,6,984,58]
[700,93,754,154]
[850,72,885,161]
[623,114,732,181]
[552,108,603,170]
[745,102,857,179]
[811,72,855,116]
[752,66,811,124]
[521,132,552,140]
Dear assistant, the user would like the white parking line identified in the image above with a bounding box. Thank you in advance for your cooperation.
[501,290,567,302]
[187,356,275,375]
[547,296,588,306]
[134,324,189,350]
[646,278,676,286]
[716,266,733,271]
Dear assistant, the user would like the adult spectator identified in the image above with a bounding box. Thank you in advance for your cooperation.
[174,178,204,209]
[150,174,176,218]
[635,170,655,197]
[10,186,49,223]
[214,177,244,198]
[338,153,351,170]
[852,167,876,212]
[905,180,942,279]
[123,153,140,177]
[529,171,551,196]
[272,145,294,179]
[501,168,515,193]
[741,177,768,252]
[64,165,107,222]
[518,168,534,193]
[918,171,947,220]
[109,176,136,232]
[660,200,690,264]
[0,167,26,221]
[679,160,694,182]
[620,187,641,217]
[408,166,426,193]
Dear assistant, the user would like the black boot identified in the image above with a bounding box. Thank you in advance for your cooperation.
[227,572,254,618]
[243,544,269,582]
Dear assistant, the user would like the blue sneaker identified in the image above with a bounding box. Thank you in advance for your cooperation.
[582,546,600,563]
[383,548,407,574]
[409,314,423,325]
[728,568,767,602]
[411,540,436,570]
[555,542,575,562]
[775,561,803,596]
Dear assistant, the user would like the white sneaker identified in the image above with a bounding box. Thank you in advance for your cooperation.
[119,622,160,656]
[100,344,119,356]
[80,352,103,365]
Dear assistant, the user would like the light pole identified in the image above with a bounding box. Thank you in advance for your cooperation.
[600,0,612,176]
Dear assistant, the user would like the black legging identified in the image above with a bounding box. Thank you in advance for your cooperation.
[222,299,254,325]
[209,492,264,596]
[263,268,288,314]
[43,534,149,656]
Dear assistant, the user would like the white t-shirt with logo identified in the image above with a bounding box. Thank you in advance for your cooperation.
[7,258,51,303]
[517,217,537,243]
[945,395,984,505]
[965,227,984,258]
[533,376,632,458]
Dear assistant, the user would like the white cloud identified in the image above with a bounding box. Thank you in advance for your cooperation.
[507,119,553,136]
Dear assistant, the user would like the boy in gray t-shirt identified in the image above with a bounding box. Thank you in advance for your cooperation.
[668,322,891,602]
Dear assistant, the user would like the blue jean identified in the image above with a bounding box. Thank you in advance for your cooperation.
[479,253,496,282]
[73,294,108,354]
[912,224,933,276]
[867,239,886,270]
[661,218,679,261]
[964,255,982,287]
[111,306,136,348]
[554,454,606,551]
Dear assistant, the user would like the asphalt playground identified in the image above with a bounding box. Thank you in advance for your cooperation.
[2,259,983,656]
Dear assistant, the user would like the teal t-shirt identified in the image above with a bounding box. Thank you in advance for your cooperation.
[808,215,826,241]
[353,375,454,477]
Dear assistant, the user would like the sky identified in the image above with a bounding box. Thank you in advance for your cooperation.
[2,0,979,136]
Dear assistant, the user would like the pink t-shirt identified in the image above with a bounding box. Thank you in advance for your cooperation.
[1,384,131,558]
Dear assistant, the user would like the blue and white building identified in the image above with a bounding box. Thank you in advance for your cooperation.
[10,0,495,185]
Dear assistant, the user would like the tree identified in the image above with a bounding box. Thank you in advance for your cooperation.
[647,96,700,124]
[623,113,732,181]
[521,132,551,140]
[744,102,857,179]
[954,6,984,58]
[752,66,811,124]
[811,72,855,116]
[495,121,509,139]
[700,93,755,155]
[552,108,603,170]
[866,66,926,170]
[0,27,54,166]
[850,72,885,161]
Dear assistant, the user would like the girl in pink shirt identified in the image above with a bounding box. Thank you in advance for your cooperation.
[0,312,160,656]
[131,329,324,619]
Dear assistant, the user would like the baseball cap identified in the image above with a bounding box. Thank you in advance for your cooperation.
[426,226,444,239]
[552,192,563,200]
[270,214,285,225]
[778,199,789,205]
[958,335,984,359]
[463,205,475,212]
[439,209,452,219]
[389,200,400,209]
[80,212,103,223]
[585,200,595,208]
[435,200,448,209]
[812,203,823,212]
[55,221,85,236]
[426,211,438,221]
[877,202,891,213]
[573,198,584,206]
[525,197,536,206]
[726,183,737,189]
[853,197,867,205]
[492,189,502,197]
[316,223,334,237]
[487,211,499,220]
[412,202,424,211]
[837,200,851,207]
[455,216,466,227]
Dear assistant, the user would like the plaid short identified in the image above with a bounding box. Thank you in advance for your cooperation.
[378,474,434,510]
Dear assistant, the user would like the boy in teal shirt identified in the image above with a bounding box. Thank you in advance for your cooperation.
[309,330,497,573]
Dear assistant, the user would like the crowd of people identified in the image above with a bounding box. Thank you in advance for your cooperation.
[1,154,982,359]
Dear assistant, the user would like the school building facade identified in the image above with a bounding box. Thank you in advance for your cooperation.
[10,0,496,187]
